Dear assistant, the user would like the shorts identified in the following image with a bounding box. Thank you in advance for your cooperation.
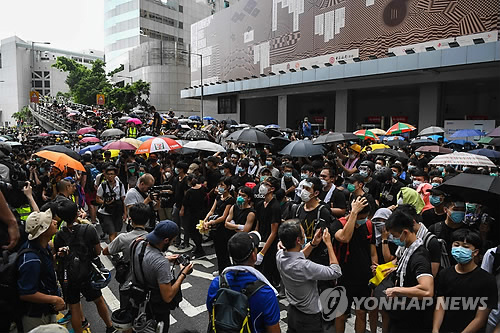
[65,279,102,305]
[339,284,372,315]
[85,190,96,207]
[98,212,123,235]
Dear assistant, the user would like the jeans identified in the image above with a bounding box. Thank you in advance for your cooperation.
[172,204,184,245]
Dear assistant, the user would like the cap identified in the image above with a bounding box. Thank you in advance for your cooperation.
[63,176,75,184]
[26,209,53,240]
[304,117,309,121]
[187,163,199,174]
[205,156,219,164]
[221,162,233,170]
[346,173,365,184]
[426,187,446,196]
[228,231,261,263]
[350,144,361,153]
[372,208,392,221]
[146,220,179,244]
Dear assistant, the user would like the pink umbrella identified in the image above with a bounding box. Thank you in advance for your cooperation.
[67,113,77,118]
[40,133,49,137]
[102,141,137,151]
[80,137,100,144]
[77,127,97,135]
[127,118,142,125]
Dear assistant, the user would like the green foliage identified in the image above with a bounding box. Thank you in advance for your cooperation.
[13,106,31,122]
[107,80,150,112]
[108,64,125,77]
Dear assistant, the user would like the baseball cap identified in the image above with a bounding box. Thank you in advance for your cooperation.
[28,324,69,333]
[346,173,365,184]
[105,164,118,172]
[146,220,179,244]
[228,231,261,263]
[187,163,200,174]
[26,209,53,240]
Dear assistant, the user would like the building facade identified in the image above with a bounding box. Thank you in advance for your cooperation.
[0,36,103,126]
[181,0,500,136]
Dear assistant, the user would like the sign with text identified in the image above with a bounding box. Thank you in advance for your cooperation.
[391,116,408,124]
[30,91,40,103]
[96,94,105,106]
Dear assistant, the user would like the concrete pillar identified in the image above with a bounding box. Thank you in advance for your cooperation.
[277,95,287,128]
[418,83,441,130]
[335,90,349,132]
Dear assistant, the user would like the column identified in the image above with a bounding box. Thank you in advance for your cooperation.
[277,95,287,128]
[418,83,441,130]
[335,90,349,132]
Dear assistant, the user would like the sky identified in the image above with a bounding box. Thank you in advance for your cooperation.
[0,0,105,52]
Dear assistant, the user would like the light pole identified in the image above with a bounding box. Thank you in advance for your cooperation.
[181,51,203,120]
[31,41,50,91]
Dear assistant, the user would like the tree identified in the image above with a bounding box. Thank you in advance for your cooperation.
[12,106,32,123]
[106,80,151,112]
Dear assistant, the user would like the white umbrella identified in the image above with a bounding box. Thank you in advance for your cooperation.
[417,126,445,136]
[428,152,496,167]
[182,140,226,153]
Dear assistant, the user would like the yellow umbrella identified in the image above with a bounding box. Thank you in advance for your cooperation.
[362,144,390,152]
[102,149,120,158]
[119,138,142,148]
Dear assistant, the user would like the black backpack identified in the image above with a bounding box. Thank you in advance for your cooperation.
[58,225,94,285]
[425,222,451,270]
[210,273,266,333]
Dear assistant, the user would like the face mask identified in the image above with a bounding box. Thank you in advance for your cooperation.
[321,179,328,188]
[259,184,269,196]
[349,154,356,160]
[220,169,225,175]
[491,173,498,177]
[236,196,245,207]
[235,166,241,174]
[375,164,382,171]
[266,161,272,166]
[392,171,398,178]
[300,190,312,202]
[397,197,404,205]
[408,165,416,171]
[356,218,367,225]
[249,161,255,167]
[391,232,406,247]
[442,171,446,177]
[415,152,422,157]
[165,172,171,179]
[260,176,268,183]
[438,167,444,172]
[431,182,439,188]
[174,167,180,175]
[412,180,422,188]
[449,210,465,224]
[359,171,368,178]
[301,173,308,180]
[129,168,136,174]
[205,163,209,168]
[284,172,292,178]
[451,247,473,264]
[39,168,45,173]
[429,195,443,206]
[217,186,225,195]
[347,183,356,193]
[466,203,477,213]
[139,172,145,177]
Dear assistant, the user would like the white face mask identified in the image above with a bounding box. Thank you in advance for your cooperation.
[375,164,382,171]
[320,179,328,188]
[249,161,255,167]
[300,190,312,202]
[259,184,269,196]
[165,172,171,179]
[397,198,404,205]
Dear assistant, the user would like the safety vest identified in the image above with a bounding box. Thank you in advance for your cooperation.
[127,127,138,138]
[107,120,114,128]
[16,205,32,222]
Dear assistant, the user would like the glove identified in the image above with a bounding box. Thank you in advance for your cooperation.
[255,252,264,265]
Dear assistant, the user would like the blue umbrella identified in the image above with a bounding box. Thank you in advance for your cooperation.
[137,135,154,142]
[448,140,476,146]
[83,134,96,137]
[266,124,280,129]
[79,144,103,155]
[189,115,201,120]
[203,116,215,121]
[450,129,485,138]
[48,130,61,135]
[467,149,500,159]
[427,135,449,143]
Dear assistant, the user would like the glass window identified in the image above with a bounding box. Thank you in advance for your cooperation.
[34,81,43,88]
[178,22,183,29]
[178,5,183,12]
[44,81,50,88]
[44,71,50,77]
[218,96,237,114]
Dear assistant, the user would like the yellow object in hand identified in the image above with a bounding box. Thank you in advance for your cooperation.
[196,220,209,235]
[369,261,396,287]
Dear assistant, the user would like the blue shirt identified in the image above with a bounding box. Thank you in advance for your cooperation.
[207,271,280,332]
[17,240,59,316]
[302,122,312,137]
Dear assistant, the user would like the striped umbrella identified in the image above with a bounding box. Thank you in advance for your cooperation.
[135,137,182,155]
[428,152,496,167]
[354,129,379,141]
[385,122,416,135]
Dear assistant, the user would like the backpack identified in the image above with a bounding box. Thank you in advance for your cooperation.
[294,202,327,238]
[58,225,94,285]
[334,217,373,263]
[0,158,29,208]
[422,227,451,270]
[210,273,266,333]
[84,164,99,193]
[492,245,500,275]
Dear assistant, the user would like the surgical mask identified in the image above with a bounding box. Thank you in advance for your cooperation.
[449,210,465,224]
[438,166,444,172]
[349,154,356,160]
[451,247,473,264]
[205,163,209,168]
[301,173,308,180]
[220,169,225,175]
[375,164,382,171]
[429,195,442,206]
[347,183,356,193]
[442,171,446,177]
[236,196,245,207]
[259,184,269,196]
[359,171,368,178]
[39,168,45,173]
[397,197,404,205]
[321,179,327,188]
[284,172,292,178]
[300,190,312,202]
[235,166,241,174]
[249,161,255,167]
[265,161,272,166]
[165,172,171,179]
[391,232,406,247]
[260,176,268,183]
[408,165,416,171]
[412,180,422,188]
[491,173,498,177]
[129,168,136,174]
[466,203,477,213]
[415,152,422,157]
[392,171,398,178]
[174,167,180,175]
[431,182,439,188]
[139,172,145,177]
[217,186,225,194]
[356,218,367,225]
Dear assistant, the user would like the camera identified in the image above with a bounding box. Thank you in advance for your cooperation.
[176,254,190,266]
[0,179,28,191]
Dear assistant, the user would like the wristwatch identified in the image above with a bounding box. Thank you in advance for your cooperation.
[382,239,389,245]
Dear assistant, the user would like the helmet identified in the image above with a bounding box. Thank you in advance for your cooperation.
[111,308,134,331]
[78,135,83,139]
[64,140,70,144]
[374,166,393,182]
[55,138,61,142]
[360,160,375,171]
[90,263,111,289]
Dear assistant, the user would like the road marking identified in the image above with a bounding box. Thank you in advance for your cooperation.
[191,269,215,281]
[102,286,120,312]
[170,315,177,325]
[279,299,289,307]
[181,282,192,290]
[178,299,207,317]
[205,254,217,260]
[192,259,214,268]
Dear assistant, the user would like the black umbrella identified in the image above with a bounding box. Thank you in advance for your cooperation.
[226,128,272,145]
[223,118,238,126]
[386,140,409,148]
[263,128,282,138]
[436,173,500,206]
[181,129,210,141]
[410,138,438,148]
[279,140,325,157]
[313,132,359,145]
[37,145,81,161]
[370,148,408,160]
[270,136,291,152]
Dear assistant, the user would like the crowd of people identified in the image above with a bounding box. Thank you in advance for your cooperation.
[0,103,499,333]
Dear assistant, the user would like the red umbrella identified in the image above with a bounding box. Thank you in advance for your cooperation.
[80,137,100,144]
[127,118,142,125]
[77,127,97,135]
[40,133,49,137]
[102,141,137,151]
[385,122,416,135]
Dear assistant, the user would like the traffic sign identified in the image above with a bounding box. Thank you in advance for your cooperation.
[96,94,105,105]
[30,91,40,103]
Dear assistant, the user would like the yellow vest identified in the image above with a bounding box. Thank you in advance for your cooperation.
[16,205,32,222]
[127,127,138,138]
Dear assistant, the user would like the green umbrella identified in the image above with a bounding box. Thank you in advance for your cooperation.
[478,136,494,144]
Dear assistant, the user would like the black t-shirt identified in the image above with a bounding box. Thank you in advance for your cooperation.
[379,180,404,208]
[148,164,162,186]
[332,217,374,286]
[255,198,281,243]
[214,195,235,217]
[318,187,347,210]
[436,266,498,333]
[205,168,221,191]
[283,177,296,199]
[363,178,382,202]
[173,176,188,206]
[422,209,446,228]
[233,173,253,189]
[183,187,207,220]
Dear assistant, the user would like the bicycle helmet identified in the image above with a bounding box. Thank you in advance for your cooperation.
[90,263,111,289]
[360,160,375,171]
[374,166,393,182]
[111,308,134,331]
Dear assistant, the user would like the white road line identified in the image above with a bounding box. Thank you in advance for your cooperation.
[192,259,214,268]
[191,269,216,281]
[170,315,177,325]
[102,286,120,312]
[178,299,207,317]
[205,254,217,260]
[279,299,289,307]
[181,282,192,290]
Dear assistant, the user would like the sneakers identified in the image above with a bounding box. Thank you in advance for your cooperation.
[57,312,72,325]
[67,319,90,333]
[191,249,206,260]
[212,271,219,277]
[105,326,116,333]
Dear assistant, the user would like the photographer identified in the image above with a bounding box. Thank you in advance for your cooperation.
[124,174,159,230]
[96,165,126,242]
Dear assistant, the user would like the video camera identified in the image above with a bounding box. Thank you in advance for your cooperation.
[176,254,190,266]
[148,185,172,198]
[0,179,28,191]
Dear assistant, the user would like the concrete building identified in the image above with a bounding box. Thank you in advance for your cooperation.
[0,36,103,126]
[104,0,214,115]
[181,0,500,136]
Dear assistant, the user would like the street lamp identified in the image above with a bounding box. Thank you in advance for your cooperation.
[181,51,203,120]
[31,41,50,91]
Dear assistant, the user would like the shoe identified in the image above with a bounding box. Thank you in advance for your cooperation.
[191,250,206,260]
[105,326,116,333]
[57,312,72,325]
[212,271,219,277]
[68,320,90,333]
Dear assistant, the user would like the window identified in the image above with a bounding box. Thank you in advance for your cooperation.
[178,22,183,29]
[34,81,43,88]
[218,96,237,114]
[44,71,50,77]
[0,53,2,68]
[44,81,50,88]
[178,5,183,12]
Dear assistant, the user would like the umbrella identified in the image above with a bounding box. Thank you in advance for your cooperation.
[415,145,453,154]
[37,145,81,161]
[203,116,215,121]
[101,128,125,137]
[35,150,85,172]
[362,144,390,152]
[135,137,182,154]
[427,135,448,142]
[478,136,495,144]
[417,126,445,136]
[182,140,226,153]
[224,118,238,126]
[171,140,199,155]
[313,132,359,145]
[410,138,438,148]
[279,140,325,157]
[467,149,500,159]
[4,141,22,147]
[119,138,142,148]
[487,127,500,138]
[435,173,500,205]
[370,148,409,160]
[119,116,131,123]
[48,131,61,135]
[0,137,7,142]
[77,127,96,135]
[270,136,291,151]
[428,152,496,167]
[226,128,272,145]
[79,144,103,155]
[127,118,142,125]
[385,122,416,135]
[83,134,96,137]
[370,128,386,135]
[488,138,500,147]
[386,140,409,148]
[79,137,100,144]
[450,129,485,138]
[189,115,201,121]
[102,141,137,151]
[354,129,379,141]
[137,135,155,142]
[39,133,49,137]
[181,129,210,141]
[231,124,251,129]
[67,113,77,118]
[266,124,280,129]
[447,140,476,146]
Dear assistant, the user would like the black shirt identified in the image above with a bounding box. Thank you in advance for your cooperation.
[436,266,498,333]
[233,173,253,189]
[318,187,347,211]
[422,209,446,228]
[379,180,404,208]
[183,187,207,220]
[213,195,235,217]
[148,164,162,186]
[255,198,281,243]
[363,178,382,202]
[173,175,188,206]
[205,168,221,191]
